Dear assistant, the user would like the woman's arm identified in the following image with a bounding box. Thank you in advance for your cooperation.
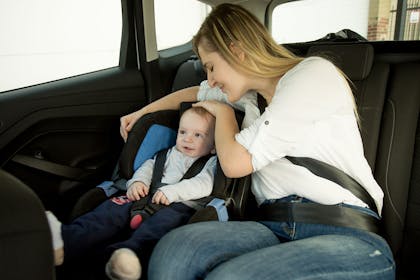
[194,101,253,178]
[120,86,199,141]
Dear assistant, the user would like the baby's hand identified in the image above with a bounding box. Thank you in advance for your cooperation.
[126,182,149,201]
[152,190,170,205]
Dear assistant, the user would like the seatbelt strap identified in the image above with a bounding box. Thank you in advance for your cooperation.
[285,156,378,214]
[259,201,380,233]
[257,93,267,114]
[150,149,168,194]
[182,154,213,179]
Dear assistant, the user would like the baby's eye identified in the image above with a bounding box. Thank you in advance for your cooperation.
[179,130,186,135]
[194,133,203,138]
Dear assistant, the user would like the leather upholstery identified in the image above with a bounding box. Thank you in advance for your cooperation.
[0,169,55,280]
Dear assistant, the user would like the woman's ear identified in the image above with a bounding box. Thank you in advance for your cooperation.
[229,42,245,61]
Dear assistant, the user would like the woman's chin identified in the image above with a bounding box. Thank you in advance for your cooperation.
[227,94,240,103]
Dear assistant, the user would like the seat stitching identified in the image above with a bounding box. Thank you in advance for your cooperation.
[384,99,403,226]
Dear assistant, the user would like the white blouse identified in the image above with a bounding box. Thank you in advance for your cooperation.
[198,56,384,215]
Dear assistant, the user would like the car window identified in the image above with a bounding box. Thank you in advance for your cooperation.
[0,0,122,93]
[270,0,419,43]
[154,0,211,50]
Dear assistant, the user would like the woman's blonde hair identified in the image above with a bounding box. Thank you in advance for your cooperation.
[192,3,360,124]
[193,3,303,78]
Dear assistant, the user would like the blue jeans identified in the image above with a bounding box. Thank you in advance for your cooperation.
[148,198,395,280]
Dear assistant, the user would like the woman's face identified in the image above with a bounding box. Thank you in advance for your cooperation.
[198,45,248,103]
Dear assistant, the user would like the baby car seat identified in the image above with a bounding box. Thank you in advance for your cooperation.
[70,103,255,222]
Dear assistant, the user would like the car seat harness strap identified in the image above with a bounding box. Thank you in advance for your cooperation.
[130,148,213,225]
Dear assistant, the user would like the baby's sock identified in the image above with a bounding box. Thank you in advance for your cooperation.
[106,248,141,280]
[45,211,64,265]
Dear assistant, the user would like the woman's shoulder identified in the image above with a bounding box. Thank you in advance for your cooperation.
[297,56,336,72]
[281,56,339,84]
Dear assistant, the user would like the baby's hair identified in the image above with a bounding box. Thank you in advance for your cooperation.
[182,106,215,123]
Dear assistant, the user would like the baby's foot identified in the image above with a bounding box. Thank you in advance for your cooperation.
[106,248,141,280]
[45,211,64,265]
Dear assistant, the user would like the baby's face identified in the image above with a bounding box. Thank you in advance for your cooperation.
[176,111,215,158]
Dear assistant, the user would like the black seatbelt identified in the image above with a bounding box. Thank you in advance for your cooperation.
[285,156,378,214]
[150,149,168,194]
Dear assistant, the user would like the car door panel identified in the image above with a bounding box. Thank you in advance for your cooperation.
[0,67,145,221]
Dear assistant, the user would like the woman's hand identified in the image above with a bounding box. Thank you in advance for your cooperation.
[120,111,143,142]
[126,181,149,201]
[120,86,199,142]
[193,100,234,117]
[195,100,253,178]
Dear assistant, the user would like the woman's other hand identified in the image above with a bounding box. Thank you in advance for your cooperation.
[120,111,143,142]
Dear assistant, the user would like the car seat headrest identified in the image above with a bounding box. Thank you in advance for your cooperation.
[307,44,374,80]
[119,110,180,179]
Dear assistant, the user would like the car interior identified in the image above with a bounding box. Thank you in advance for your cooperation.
[0,0,419,279]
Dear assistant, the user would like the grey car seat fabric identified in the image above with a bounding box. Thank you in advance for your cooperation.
[0,169,55,280]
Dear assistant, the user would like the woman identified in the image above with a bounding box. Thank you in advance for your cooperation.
[121,3,395,280]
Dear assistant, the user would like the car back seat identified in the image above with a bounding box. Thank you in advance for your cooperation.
[171,56,206,92]
[374,61,420,278]
[306,42,420,278]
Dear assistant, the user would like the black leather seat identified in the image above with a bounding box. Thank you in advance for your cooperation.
[306,42,420,278]
[0,169,55,280]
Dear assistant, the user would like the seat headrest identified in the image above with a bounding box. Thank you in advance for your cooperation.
[307,44,374,80]
[120,110,180,179]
